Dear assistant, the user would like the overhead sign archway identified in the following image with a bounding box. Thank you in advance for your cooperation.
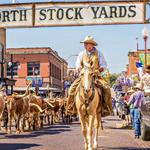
[0,1,148,28]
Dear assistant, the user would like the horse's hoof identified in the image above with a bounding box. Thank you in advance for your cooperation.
[7,130,11,134]
[16,130,21,134]
[93,143,98,149]
[84,144,88,150]
[5,129,8,133]
[21,129,24,133]
[1,127,7,132]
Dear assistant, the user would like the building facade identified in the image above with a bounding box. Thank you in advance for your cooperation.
[127,49,150,76]
[67,68,77,83]
[6,47,68,94]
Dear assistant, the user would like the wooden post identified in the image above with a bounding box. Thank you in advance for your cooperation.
[144,0,147,23]
[0,28,6,85]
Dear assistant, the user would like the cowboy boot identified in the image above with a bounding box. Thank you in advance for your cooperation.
[103,87,112,115]
[66,95,74,115]
[96,77,112,115]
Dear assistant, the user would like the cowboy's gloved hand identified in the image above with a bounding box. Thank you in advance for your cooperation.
[99,67,104,72]
[76,67,82,74]
[95,79,99,85]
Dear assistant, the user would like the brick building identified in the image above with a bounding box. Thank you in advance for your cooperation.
[0,29,16,88]
[127,49,150,76]
[6,47,67,94]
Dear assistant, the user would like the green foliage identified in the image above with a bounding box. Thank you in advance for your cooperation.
[109,73,119,86]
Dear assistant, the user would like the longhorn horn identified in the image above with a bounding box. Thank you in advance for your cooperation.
[0,87,6,92]
[13,83,31,99]
[29,103,44,113]
[45,98,56,104]
[45,100,55,108]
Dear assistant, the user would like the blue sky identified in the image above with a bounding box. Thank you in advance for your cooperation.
[1,0,150,73]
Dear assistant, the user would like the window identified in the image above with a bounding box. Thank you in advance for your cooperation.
[27,62,40,76]
[49,62,52,76]
[50,63,61,80]
[7,62,19,76]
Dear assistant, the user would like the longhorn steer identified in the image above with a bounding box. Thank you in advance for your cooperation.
[0,88,6,130]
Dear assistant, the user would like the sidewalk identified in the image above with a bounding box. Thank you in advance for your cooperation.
[98,116,150,150]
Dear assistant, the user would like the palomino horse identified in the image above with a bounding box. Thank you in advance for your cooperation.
[75,61,102,150]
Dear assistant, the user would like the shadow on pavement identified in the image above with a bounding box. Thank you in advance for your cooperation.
[100,147,150,150]
[0,132,7,136]
[70,122,81,125]
[48,124,71,129]
[0,143,40,150]
[104,118,121,122]
[4,124,72,139]
[106,125,132,130]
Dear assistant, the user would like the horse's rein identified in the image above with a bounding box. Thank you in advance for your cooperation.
[79,81,95,106]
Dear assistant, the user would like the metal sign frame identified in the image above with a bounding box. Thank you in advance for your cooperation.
[0,1,148,28]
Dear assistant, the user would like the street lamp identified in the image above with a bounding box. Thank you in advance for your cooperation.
[66,54,78,61]
[136,37,139,51]
[12,0,16,3]
[142,27,149,68]
[8,54,14,94]
[34,69,39,95]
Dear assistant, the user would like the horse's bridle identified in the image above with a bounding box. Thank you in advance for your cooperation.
[78,77,95,107]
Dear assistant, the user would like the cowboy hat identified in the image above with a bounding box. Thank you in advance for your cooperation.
[134,83,141,90]
[80,36,98,46]
[145,65,150,73]
[0,86,6,92]
[127,88,135,94]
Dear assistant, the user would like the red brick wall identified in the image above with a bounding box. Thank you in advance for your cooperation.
[12,54,49,87]
[6,48,68,91]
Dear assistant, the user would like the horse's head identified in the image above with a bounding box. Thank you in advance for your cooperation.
[80,61,95,93]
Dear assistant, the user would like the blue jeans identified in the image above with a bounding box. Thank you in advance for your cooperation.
[133,108,141,137]
[130,108,134,128]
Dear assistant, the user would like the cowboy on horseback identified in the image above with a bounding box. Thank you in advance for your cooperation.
[67,36,112,116]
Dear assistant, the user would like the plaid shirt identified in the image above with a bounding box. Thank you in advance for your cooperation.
[128,90,145,109]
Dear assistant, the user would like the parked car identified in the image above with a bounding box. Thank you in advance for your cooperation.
[141,97,150,141]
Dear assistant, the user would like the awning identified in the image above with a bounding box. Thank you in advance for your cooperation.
[12,86,62,93]
[0,78,16,86]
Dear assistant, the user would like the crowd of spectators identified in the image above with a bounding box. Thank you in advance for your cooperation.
[112,65,150,139]
[63,70,77,97]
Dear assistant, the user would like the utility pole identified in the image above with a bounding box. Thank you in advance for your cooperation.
[10,54,13,94]
[0,43,4,85]
[0,28,6,87]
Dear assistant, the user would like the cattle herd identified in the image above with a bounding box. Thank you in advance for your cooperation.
[0,83,75,134]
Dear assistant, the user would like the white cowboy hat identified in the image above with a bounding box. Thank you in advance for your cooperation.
[80,36,98,46]
[127,88,135,94]
[0,86,5,92]
[134,83,141,90]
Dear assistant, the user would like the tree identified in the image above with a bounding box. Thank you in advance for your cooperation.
[109,73,119,87]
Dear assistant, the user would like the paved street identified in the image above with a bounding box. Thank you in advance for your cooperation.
[0,116,150,150]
